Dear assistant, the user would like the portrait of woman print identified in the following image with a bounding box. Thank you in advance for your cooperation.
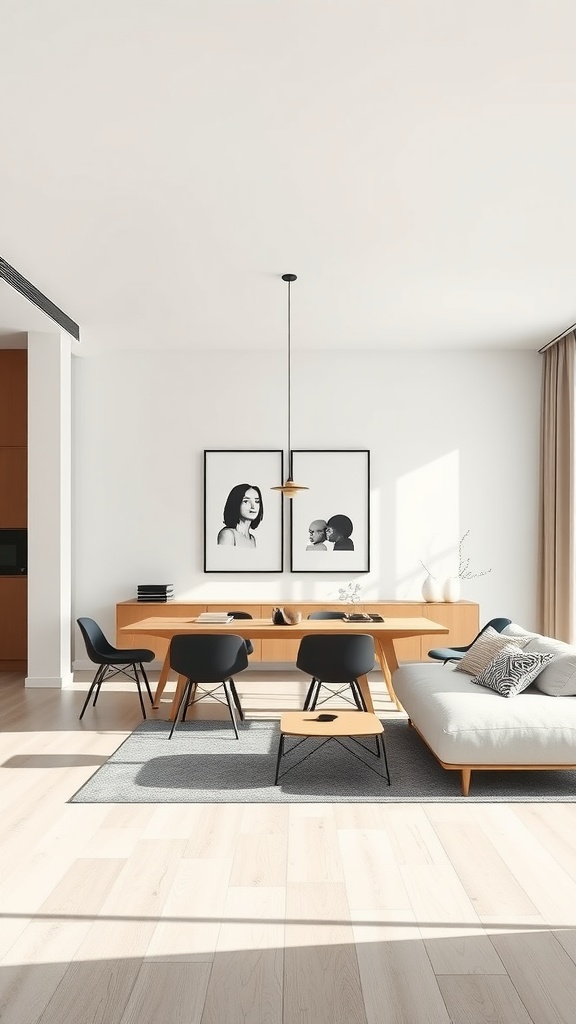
[204,450,284,573]
[217,483,264,548]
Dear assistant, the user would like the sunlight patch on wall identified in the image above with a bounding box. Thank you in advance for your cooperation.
[396,450,460,598]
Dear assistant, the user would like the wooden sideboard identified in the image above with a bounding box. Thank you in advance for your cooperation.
[116,599,479,665]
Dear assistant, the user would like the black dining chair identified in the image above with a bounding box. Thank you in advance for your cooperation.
[168,633,249,740]
[77,616,155,721]
[297,633,375,712]
[227,610,254,656]
[427,617,512,664]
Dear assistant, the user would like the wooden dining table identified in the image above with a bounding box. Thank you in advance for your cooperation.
[120,615,449,719]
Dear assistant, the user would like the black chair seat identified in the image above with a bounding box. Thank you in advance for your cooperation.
[169,633,249,740]
[98,647,154,664]
[427,647,466,663]
[77,616,155,720]
[428,617,512,664]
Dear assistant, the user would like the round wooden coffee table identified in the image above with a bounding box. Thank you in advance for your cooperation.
[274,710,390,785]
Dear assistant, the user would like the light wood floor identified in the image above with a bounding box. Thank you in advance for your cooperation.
[1,669,576,1024]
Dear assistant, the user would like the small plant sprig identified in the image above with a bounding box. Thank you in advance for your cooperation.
[338,582,362,604]
[457,530,491,580]
[420,531,492,580]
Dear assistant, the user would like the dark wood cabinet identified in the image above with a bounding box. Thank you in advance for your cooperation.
[0,350,27,446]
[0,577,27,664]
[0,448,27,526]
[0,350,27,667]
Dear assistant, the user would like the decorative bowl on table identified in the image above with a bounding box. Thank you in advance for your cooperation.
[271,607,302,625]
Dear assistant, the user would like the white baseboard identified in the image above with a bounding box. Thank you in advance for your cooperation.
[25,672,75,688]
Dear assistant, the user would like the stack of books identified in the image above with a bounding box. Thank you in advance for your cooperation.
[137,584,174,602]
[343,612,384,622]
[194,611,233,623]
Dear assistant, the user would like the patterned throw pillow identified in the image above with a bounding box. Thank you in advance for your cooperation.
[471,646,554,697]
[455,626,528,676]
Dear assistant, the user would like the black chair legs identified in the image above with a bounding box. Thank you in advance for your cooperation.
[378,732,391,786]
[79,661,154,722]
[79,664,106,720]
[303,677,318,710]
[134,669,147,720]
[303,677,367,712]
[169,675,244,740]
[169,678,194,739]
[139,664,154,704]
[229,679,245,721]
[351,681,367,711]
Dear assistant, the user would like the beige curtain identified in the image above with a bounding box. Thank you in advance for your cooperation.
[538,332,576,641]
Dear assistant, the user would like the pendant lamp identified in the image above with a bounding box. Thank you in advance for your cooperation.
[271,273,309,497]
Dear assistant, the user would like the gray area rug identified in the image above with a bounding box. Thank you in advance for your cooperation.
[70,719,576,804]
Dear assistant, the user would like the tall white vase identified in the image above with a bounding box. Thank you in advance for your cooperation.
[443,577,461,602]
[421,574,442,602]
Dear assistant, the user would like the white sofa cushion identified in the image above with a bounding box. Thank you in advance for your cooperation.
[392,662,576,765]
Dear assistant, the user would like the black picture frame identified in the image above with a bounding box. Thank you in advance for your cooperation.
[290,450,370,573]
[204,450,284,573]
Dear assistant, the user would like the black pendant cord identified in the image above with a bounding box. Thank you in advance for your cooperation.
[287,278,292,477]
[282,273,297,480]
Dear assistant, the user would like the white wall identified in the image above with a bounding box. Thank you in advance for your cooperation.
[27,331,73,686]
[72,348,541,659]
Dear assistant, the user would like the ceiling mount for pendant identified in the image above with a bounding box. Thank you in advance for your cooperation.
[271,273,309,497]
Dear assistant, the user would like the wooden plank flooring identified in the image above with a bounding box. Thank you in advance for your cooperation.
[1,670,575,1024]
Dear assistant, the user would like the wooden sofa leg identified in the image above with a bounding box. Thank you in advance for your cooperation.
[460,768,471,796]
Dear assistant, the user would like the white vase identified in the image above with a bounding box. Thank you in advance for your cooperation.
[421,574,442,602]
[443,577,461,602]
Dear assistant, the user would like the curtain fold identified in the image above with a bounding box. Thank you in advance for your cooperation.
[538,333,575,641]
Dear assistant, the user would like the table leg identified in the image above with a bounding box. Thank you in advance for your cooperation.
[356,673,375,714]
[152,650,172,708]
[374,639,403,711]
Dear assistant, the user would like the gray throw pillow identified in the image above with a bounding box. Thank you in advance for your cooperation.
[472,647,554,698]
[456,626,527,676]
[533,653,576,696]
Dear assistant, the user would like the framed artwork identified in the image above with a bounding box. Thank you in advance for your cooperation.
[290,450,370,573]
[204,450,284,573]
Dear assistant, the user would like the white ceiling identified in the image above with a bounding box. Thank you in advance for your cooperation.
[0,1,574,353]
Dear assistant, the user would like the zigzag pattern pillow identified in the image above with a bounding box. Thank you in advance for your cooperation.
[472,645,554,697]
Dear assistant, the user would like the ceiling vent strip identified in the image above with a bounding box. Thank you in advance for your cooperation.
[0,256,80,341]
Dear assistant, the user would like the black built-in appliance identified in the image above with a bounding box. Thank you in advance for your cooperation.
[0,528,27,575]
